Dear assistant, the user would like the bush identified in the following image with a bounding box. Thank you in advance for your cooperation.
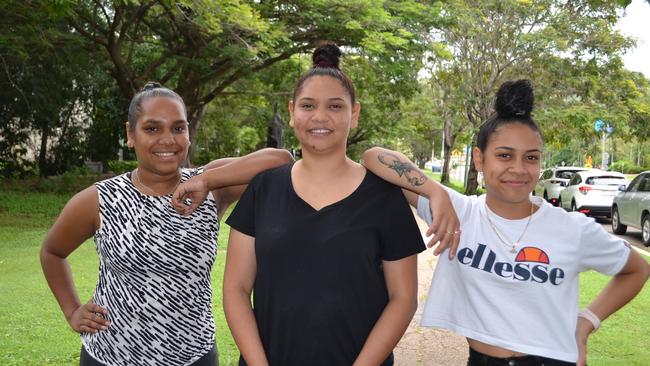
[0,159,38,179]
[0,167,104,193]
[107,160,138,174]
[609,161,647,174]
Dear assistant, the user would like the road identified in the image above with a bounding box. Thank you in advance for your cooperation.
[594,217,649,252]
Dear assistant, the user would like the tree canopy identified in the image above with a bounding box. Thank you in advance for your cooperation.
[59,0,441,161]
[1,0,649,179]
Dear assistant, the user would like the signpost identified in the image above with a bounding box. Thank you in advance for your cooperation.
[594,119,613,170]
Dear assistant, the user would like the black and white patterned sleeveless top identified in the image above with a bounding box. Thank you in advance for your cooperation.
[82,168,219,366]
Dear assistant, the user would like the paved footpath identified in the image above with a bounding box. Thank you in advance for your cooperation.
[393,209,468,366]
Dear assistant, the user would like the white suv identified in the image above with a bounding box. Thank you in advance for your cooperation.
[559,170,628,217]
[534,167,588,206]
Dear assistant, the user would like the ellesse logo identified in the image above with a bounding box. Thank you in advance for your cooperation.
[457,244,565,285]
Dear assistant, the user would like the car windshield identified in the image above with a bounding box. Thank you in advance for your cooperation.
[585,176,626,186]
[555,170,583,179]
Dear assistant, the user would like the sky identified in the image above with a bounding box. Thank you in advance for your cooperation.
[617,0,650,78]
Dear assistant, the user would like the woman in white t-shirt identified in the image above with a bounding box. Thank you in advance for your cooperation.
[362,79,649,366]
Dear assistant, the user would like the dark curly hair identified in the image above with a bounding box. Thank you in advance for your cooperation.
[476,79,542,152]
[292,43,356,104]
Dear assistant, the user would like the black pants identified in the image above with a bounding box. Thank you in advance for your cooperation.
[80,345,219,366]
[467,347,576,366]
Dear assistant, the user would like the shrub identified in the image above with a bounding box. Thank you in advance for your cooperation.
[107,160,138,174]
[609,161,647,174]
[1,167,103,193]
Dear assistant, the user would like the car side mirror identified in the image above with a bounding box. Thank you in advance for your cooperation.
[618,184,627,192]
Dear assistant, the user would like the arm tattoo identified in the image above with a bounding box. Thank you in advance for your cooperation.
[377,153,427,187]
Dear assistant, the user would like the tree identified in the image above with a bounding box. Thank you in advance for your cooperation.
[380,83,440,169]
[532,52,650,170]
[58,0,440,163]
[426,0,633,194]
[427,67,473,184]
[0,1,98,176]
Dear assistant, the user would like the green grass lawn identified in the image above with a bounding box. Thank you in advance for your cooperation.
[1,189,648,365]
[579,266,650,366]
[0,191,239,366]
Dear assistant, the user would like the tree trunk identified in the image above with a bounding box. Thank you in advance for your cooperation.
[186,103,208,166]
[267,104,285,148]
[465,152,479,195]
[440,120,456,184]
[38,125,49,177]
[441,143,452,184]
[464,103,490,195]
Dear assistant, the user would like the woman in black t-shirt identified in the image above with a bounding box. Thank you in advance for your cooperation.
[219,44,461,366]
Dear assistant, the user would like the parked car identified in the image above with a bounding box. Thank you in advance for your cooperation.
[533,166,589,206]
[558,170,628,217]
[611,171,650,246]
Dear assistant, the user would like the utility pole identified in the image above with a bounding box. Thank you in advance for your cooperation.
[441,129,445,161]
[594,119,613,170]
[431,134,435,162]
[601,131,607,170]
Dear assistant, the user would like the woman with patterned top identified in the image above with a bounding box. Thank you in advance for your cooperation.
[40,82,293,366]
[362,79,650,366]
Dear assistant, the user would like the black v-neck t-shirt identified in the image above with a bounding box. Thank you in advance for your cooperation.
[226,163,425,366]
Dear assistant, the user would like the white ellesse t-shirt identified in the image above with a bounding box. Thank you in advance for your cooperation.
[417,190,630,363]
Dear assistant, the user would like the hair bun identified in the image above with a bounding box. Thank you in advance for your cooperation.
[312,43,341,69]
[495,79,534,119]
[141,81,163,92]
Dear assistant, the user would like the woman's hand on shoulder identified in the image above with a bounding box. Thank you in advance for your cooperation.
[426,185,461,260]
[172,175,209,216]
[67,300,110,333]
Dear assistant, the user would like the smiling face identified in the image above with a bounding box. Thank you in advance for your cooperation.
[288,75,360,155]
[474,122,542,213]
[126,96,189,176]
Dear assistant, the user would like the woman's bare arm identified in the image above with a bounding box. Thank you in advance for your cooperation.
[362,147,460,258]
[575,250,650,365]
[223,229,269,366]
[172,148,293,218]
[353,255,418,366]
[40,186,110,333]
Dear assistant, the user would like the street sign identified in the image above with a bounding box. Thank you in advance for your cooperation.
[595,119,614,134]
[594,119,603,132]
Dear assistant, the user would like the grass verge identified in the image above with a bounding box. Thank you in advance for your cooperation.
[0,189,648,365]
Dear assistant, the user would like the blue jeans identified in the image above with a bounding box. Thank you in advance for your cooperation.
[467,347,576,366]
[80,345,219,366]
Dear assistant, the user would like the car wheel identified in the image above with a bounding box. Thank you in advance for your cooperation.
[642,215,650,247]
[543,191,549,201]
[611,207,627,235]
[571,200,577,212]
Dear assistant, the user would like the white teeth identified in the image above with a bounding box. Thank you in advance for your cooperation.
[309,129,331,134]
[154,152,175,156]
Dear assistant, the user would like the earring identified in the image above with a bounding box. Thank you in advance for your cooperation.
[127,141,134,148]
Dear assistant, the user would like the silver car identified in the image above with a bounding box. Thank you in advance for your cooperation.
[534,167,588,206]
[612,171,650,246]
